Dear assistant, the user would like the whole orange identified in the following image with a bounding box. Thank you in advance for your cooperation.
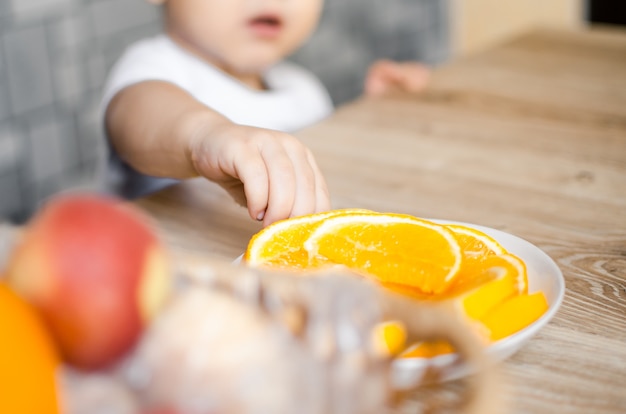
[0,282,61,414]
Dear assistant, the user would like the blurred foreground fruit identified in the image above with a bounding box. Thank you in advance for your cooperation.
[373,320,407,356]
[0,283,61,414]
[5,193,171,370]
[127,260,496,414]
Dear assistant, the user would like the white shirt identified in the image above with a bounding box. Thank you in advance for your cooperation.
[101,35,333,198]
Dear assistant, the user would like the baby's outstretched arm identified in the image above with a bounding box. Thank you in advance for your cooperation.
[364,60,431,96]
[105,81,330,226]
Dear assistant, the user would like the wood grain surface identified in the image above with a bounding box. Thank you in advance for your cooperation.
[136,28,626,413]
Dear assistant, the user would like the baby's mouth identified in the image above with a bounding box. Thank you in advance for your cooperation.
[248,14,283,38]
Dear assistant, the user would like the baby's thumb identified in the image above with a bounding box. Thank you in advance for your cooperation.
[364,60,397,96]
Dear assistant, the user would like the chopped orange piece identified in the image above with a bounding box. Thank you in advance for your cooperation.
[480,291,549,341]
[373,320,407,356]
[401,340,455,358]
[303,213,462,294]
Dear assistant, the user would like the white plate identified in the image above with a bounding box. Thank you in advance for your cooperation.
[391,219,565,388]
[236,219,565,388]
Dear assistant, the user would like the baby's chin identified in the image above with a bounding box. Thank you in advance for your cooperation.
[243,58,282,74]
[224,57,281,79]
[228,46,291,73]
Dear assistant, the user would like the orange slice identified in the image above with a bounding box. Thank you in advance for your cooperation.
[445,224,508,289]
[479,291,549,341]
[447,224,507,260]
[381,224,511,296]
[303,213,462,294]
[243,209,371,269]
[401,340,455,358]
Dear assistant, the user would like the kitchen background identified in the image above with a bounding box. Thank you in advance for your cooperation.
[0,0,601,223]
[0,0,450,223]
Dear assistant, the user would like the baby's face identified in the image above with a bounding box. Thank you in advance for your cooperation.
[164,0,323,76]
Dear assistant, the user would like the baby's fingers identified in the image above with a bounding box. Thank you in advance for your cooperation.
[212,126,330,227]
[306,149,331,213]
[396,62,431,92]
[260,136,328,226]
[365,60,430,96]
[231,144,271,222]
[288,146,322,219]
[259,139,297,226]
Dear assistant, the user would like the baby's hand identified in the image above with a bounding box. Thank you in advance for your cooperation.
[189,123,330,227]
[364,59,431,96]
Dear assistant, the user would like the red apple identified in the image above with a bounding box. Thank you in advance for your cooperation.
[141,409,180,414]
[5,193,171,371]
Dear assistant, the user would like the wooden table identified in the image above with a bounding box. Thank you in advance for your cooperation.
[136,28,626,413]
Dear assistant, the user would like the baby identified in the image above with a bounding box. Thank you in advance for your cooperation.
[101,0,430,226]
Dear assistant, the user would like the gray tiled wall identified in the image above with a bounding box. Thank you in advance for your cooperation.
[0,0,449,223]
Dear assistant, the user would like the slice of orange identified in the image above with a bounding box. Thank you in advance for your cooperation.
[401,340,455,358]
[446,224,507,263]
[447,224,507,260]
[381,224,510,296]
[303,213,462,294]
[444,224,508,290]
[244,208,371,269]
[479,291,549,341]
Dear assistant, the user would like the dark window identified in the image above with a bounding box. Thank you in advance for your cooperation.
[589,0,626,26]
